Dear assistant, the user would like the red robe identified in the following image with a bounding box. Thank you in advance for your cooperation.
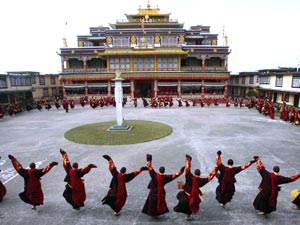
[174,168,216,215]
[69,166,92,208]
[216,164,242,205]
[142,169,181,216]
[11,158,55,206]
[0,180,6,201]
[253,166,298,213]
[102,167,140,213]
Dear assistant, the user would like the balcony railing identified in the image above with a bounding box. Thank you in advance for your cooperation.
[116,19,178,23]
[64,68,107,73]
[181,66,227,72]
[63,66,227,74]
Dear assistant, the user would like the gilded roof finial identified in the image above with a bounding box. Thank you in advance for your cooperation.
[147,0,150,8]
[222,25,228,46]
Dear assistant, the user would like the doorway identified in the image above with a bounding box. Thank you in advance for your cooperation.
[135,80,153,98]
[294,95,299,107]
[273,92,277,103]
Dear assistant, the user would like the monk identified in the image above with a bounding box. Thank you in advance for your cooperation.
[142,154,184,217]
[0,156,7,201]
[174,154,217,220]
[215,150,255,207]
[101,155,146,215]
[60,149,97,210]
[8,154,58,210]
[253,156,300,215]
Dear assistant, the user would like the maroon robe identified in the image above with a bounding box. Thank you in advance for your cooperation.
[142,169,181,216]
[0,180,6,201]
[253,166,298,214]
[174,168,215,215]
[102,166,141,213]
[11,157,56,206]
[216,164,242,205]
[68,165,93,208]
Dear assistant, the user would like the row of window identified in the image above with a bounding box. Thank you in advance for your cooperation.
[109,56,179,71]
[111,36,180,47]
[235,75,300,88]
[42,87,59,97]
[8,76,57,87]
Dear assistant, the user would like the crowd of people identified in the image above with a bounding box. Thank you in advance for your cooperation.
[246,98,300,125]
[1,150,300,221]
[1,96,299,128]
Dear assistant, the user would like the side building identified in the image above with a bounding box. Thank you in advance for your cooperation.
[0,71,61,110]
[229,67,300,107]
[57,4,231,100]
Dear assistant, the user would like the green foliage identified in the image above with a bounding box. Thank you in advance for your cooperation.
[247,89,257,97]
[64,120,172,145]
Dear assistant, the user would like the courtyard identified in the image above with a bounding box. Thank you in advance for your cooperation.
[0,103,300,225]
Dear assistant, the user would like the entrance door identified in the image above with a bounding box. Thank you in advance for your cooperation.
[273,92,277,103]
[294,95,299,107]
[135,80,152,98]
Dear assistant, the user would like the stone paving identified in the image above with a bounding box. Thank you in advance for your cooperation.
[0,102,300,224]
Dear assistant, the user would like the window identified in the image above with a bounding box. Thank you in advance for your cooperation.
[51,76,56,85]
[43,88,49,97]
[0,78,7,88]
[234,77,239,84]
[275,75,283,87]
[109,57,130,72]
[241,76,245,84]
[133,56,154,71]
[259,76,270,84]
[39,76,45,85]
[52,88,58,96]
[249,76,254,84]
[10,77,16,86]
[157,56,178,71]
[113,37,130,47]
[161,36,178,47]
[292,76,300,88]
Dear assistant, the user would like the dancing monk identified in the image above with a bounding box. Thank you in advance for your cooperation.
[215,150,255,207]
[253,156,300,215]
[8,154,58,210]
[174,154,217,220]
[142,154,184,217]
[60,149,97,210]
[101,155,146,215]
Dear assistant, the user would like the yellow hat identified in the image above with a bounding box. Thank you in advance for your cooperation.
[290,189,300,198]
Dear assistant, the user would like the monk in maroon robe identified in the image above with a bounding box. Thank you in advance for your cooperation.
[174,154,217,220]
[60,149,97,210]
[101,155,146,215]
[215,150,255,207]
[0,156,7,201]
[8,154,58,210]
[142,154,184,217]
[253,156,300,215]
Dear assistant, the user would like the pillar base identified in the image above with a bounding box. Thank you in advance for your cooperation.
[107,124,133,132]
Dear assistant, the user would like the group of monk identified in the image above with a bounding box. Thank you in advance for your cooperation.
[1,150,300,221]
[245,98,300,125]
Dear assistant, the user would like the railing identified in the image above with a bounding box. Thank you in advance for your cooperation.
[64,68,107,73]
[181,66,227,72]
[116,19,178,23]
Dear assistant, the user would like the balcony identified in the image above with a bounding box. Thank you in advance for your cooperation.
[181,66,227,72]
[63,68,107,73]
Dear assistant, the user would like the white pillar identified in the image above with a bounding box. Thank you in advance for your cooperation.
[113,71,124,126]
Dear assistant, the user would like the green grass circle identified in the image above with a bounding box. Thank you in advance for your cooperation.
[64,120,173,145]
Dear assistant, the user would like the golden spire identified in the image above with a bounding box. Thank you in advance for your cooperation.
[62,21,68,47]
[222,25,228,46]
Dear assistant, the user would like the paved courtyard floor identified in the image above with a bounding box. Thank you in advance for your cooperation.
[0,102,300,225]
